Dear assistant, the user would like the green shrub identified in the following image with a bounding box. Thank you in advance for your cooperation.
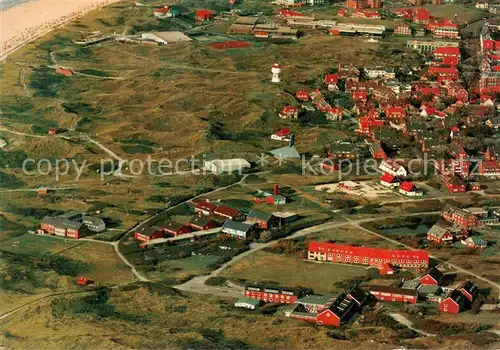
[0,171,23,188]
[121,144,153,154]
[29,68,67,98]
[0,150,28,168]
[205,277,227,286]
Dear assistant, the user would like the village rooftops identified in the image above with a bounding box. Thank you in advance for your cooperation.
[272,211,298,219]
[135,226,163,237]
[57,210,84,220]
[222,220,252,233]
[234,16,259,25]
[327,293,357,321]
[417,284,442,296]
[424,267,444,283]
[215,205,242,218]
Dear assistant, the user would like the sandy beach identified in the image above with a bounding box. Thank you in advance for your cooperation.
[1,0,123,61]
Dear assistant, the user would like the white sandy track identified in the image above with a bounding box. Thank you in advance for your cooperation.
[1,0,123,61]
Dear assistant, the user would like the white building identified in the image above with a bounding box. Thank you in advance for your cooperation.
[141,31,192,45]
[203,158,251,174]
[379,159,408,176]
[271,63,281,83]
[364,67,396,80]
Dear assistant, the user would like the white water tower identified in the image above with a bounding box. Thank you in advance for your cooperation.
[271,62,281,83]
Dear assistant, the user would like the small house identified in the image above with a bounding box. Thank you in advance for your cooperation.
[163,221,192,236]
[398,181,423,197]
[380,172,400,188]
[246,209,274,229]
[419,267,443,286]
[195,9,214,21]
[458,280,478,302]
[194,200,217,216]
[82,216,106,233]
[427,223,455,244]
[235,298,260,310]
[134,227,163,242]
[295,90,310,101]
[189,216,218,231]
[279,105,298,119]
[439,289,466,314]
[221,220,253,239]
[271,128,292,141]
[462,236,487,249]
[379,159,407,176]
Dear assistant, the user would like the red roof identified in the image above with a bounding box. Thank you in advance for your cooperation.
[308,241,429,262]
[429,66,458,75]
[279,9,307,17]
[399,181,416,192]
[380,172,396,183]
[195,9,214,18]
[275,128,291,137]
[353,91,367,100]
[282,105,297,114]
[385,107,406,117]
[195,200,217,212]
[415,8,431,21]
[324,74,339,84]
[155,7,170,13]
[434,46,460,57]
[214,205,241,218]
[295,90,309,101]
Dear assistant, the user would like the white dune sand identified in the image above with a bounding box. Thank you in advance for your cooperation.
[1,0,122,60]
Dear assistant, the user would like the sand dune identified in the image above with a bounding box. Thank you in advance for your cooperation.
[1,0,122,61]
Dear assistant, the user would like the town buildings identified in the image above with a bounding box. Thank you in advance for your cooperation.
[244,284,302,304]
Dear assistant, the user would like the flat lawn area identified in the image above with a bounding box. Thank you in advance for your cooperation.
[147,255,221,281]
[1,233,79,254]
[312,225,384,244]
[59,241,135,285]
[221,250,368,293]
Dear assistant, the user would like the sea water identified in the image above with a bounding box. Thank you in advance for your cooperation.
[0,0,32,11]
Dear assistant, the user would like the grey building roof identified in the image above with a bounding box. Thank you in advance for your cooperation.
[41,216,82,230]
[270,145,301,159]
[247,209,272,222]
[296,294,336,306]
[222,220,252,233]
[82,216,105,227]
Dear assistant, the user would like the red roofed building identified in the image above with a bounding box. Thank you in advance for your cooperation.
[439,290,466,314]
[307,241,429,269]
[324,73,339,86]
[279,105,298,119]
[484,147,498,161]
[434,46,461,58]
[441,204,479,229]
[427,19,459,39]
[399,181,422,197]
[337,8,348,16]
[419,267,443,286]
[477,161,500,177]
[443,175,467,193]
[56,67,73,76]
[369,285,418,304]
[346,0,364,10]
[366,0,381,8]
[352,91,367,102]
[295,90,310,101]
[385,107,406,120]
[271,128,292,141]
[458,280,478,302]
[163,221,192,236]
[380,172,400,188]
[214,205,245,221]
[357,114,384,136]
[414,8,431,24]
[195,9,214,21]
[393,8,413,19]
[353,10,381,19]
[326,107,343,121]
[379,262,397,275]
[194,200,217,215]
[428,66,459,82]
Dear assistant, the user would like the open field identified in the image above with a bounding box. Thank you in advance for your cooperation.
[220,250,369,294]
[59,241,135,284]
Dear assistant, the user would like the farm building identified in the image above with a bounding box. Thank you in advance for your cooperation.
[307,241,429,269]
[441,205,479,229]
[379,159,407,176]
[398,181,423,197]
[141,31,192,45]
[458,280,478,302]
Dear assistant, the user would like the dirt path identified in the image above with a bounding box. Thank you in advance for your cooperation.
[389,313,436,337]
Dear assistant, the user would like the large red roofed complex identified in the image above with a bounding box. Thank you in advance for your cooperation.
[307,241,429,269]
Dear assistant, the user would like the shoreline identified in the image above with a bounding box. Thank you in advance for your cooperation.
[1,0,124,62]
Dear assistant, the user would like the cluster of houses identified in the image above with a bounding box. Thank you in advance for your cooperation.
[134,191,298,243]
[38,211,106,239]
[235,268,481,327]
[424,204,498,249]
[237,283,371,327]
